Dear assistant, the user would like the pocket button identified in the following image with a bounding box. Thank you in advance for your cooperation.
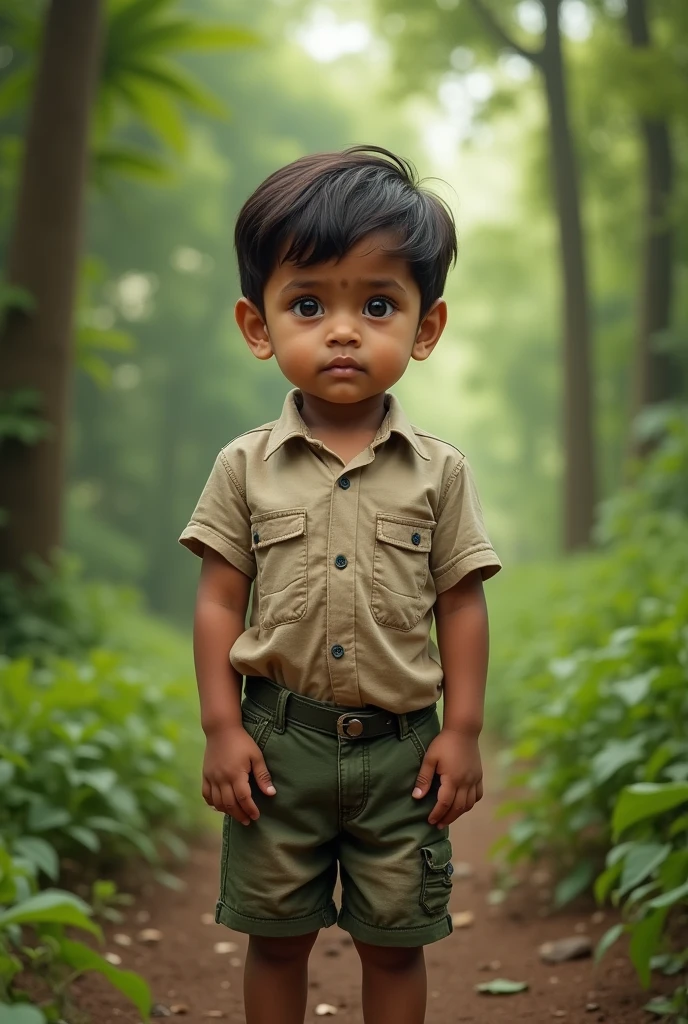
[412,532,421,546]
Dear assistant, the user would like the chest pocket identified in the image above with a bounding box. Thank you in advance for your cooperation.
[251,509,308,629]
[371,514,435,631]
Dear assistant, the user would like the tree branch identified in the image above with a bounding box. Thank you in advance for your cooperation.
[468,0,544,66]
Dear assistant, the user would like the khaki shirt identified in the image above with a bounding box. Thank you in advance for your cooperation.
[179,390,501,713]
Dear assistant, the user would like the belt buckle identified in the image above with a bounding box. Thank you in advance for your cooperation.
[337,713,364,739]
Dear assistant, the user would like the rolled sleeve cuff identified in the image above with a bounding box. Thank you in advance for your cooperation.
[433,545,502,595]
[178,522,256,579]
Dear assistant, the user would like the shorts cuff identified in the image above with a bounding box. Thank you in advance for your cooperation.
[337,908,452,947]
[215,900,337,937]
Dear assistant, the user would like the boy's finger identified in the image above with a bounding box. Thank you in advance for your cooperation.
[428,777,456,825]
[412,755,438,799]
[438,787,470,827]
[251,753,276,796]
[476,779,484,802]
[464,784,477,813]
[222,782,251,826]
[201,777,212,806]
[209,782,225,814]
[233,776,261,821]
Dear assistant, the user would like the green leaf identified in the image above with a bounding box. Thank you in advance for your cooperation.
[592,737,646,784]
[613,783,688,839]
[66,825,101,853]
[93,144,171,184]
[629,908,669,987]
[595,923,625,963]
[0,1005,47,1024]
[554,859,595,907]
[0,889,101,938]
[595,861,623,905]
[26,802,71,833]
[59,939,151,1016]
[12,837,59,881]
[619,843,672,898]
[475,979,529,995]
[647,879,688,910]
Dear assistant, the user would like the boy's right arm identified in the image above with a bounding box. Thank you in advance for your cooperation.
[194,546,276,825]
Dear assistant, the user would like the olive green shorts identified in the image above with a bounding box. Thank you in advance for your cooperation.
[214,681,454,947]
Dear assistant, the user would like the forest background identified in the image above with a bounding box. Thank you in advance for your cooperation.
[0,0,686,1021]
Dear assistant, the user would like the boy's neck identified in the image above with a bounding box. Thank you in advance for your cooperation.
[298,391,387,435]
[297,391,388,465]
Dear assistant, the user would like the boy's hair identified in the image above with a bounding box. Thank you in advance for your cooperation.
[235,145,457,318]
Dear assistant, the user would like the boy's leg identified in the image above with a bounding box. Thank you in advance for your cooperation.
[354,940,427,1024]
[244,932,319,1024]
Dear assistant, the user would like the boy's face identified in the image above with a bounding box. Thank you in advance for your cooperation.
[236,233,447,405]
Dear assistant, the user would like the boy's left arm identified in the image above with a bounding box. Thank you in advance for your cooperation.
[412,568,488,828]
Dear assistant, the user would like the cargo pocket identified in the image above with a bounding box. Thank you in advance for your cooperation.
[251,508,308,629]
[241,703,274,753]
[420,838,453,916]
[371,514,435,630]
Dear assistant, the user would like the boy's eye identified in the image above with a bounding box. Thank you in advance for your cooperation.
[364,297,396,318]
[291,297,323,318]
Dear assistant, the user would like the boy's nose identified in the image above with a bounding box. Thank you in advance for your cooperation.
[325,321,361,346]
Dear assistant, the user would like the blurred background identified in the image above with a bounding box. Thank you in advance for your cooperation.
[0,1,686,1020]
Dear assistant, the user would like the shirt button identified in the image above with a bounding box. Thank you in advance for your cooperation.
[334,554,348,569]
[253,532,260,544]
[411,532,421,546]
[338,476,351,490]
[331,644,345,659]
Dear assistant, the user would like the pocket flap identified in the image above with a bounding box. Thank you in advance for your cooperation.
[250,509,306,550]
[376,515,434,553]
[421,838,453,872]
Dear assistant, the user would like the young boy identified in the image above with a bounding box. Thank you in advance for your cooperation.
[179,146,501,1024]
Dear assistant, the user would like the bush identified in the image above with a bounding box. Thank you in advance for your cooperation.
[0,650,197,870]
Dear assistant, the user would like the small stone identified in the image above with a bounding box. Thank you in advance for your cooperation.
[553,1013,566,1019]
[531,868,551,886]
[478,959,501,971]
[204,1013,225,1019]
[230,957,242,967]
[430,990,439,998]
[574,921,587,934]
[586,1004,600,1012]
[136,910,151,924]
[214,941,238,954]
[170,1006,189,1016]
[220,981,231,990]
[138,928,163,944]
[539,936,593,963]
[591,911,605,925]
[315,1006,338,1017]
[150,1006,172,1018]
[452,862,474,879]
[452,911,475,928]
[549,976,559,985]
[104,952,122,966]
[201,912,215,925]
[113,933,133,947]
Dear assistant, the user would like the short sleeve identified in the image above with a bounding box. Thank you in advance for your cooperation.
[430,457,501,594]
[178,451,256,579]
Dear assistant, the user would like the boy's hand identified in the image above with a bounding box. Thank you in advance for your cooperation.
[202,724,276,825]
[412,729,483,828]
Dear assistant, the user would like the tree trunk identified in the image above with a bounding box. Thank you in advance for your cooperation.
[0,0,103,577]
[540,0,595,550]
[626,0,676,423]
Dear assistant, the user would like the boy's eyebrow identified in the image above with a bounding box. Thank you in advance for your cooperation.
[279,277,407,295]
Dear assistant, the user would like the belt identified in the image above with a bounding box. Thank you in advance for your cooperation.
[244,676,435,741]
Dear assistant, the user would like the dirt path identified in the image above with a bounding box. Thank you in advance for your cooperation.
[76,758,664,1023]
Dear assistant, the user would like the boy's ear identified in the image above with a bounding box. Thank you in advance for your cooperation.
[235,297,273,360]
[412,298,447,362]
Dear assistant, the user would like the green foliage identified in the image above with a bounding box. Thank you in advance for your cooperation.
[0,648,194,866]
[0,838,151,1018]
[492,412,688,995]
[0,392,49,447]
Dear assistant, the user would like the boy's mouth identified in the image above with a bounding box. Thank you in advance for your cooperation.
[323,357,364,376]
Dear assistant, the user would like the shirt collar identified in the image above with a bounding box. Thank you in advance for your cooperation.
[264,389,430,461]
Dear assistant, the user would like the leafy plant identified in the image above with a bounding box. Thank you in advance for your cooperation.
[0,838,151,1020]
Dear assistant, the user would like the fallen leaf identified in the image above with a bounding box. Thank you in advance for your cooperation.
[104,952,122,966]
[201,913,215,925]
[315,1006,338,1017]
[138,928,163,944]
[114,933,133,947]
[214,941,238,954]
[475,979,529,995]
[539,937,592,964]
[451,911,474,928]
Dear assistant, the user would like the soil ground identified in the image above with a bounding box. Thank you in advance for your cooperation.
[75,757,667,1024]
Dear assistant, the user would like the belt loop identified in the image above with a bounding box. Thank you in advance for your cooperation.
[397,713,409,740]
[273,686,291,734]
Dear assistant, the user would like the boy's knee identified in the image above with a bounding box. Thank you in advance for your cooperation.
[249,931,319,966]
[354,939,423,972]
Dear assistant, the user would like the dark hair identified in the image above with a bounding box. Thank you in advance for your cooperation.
[234,145,457,317]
